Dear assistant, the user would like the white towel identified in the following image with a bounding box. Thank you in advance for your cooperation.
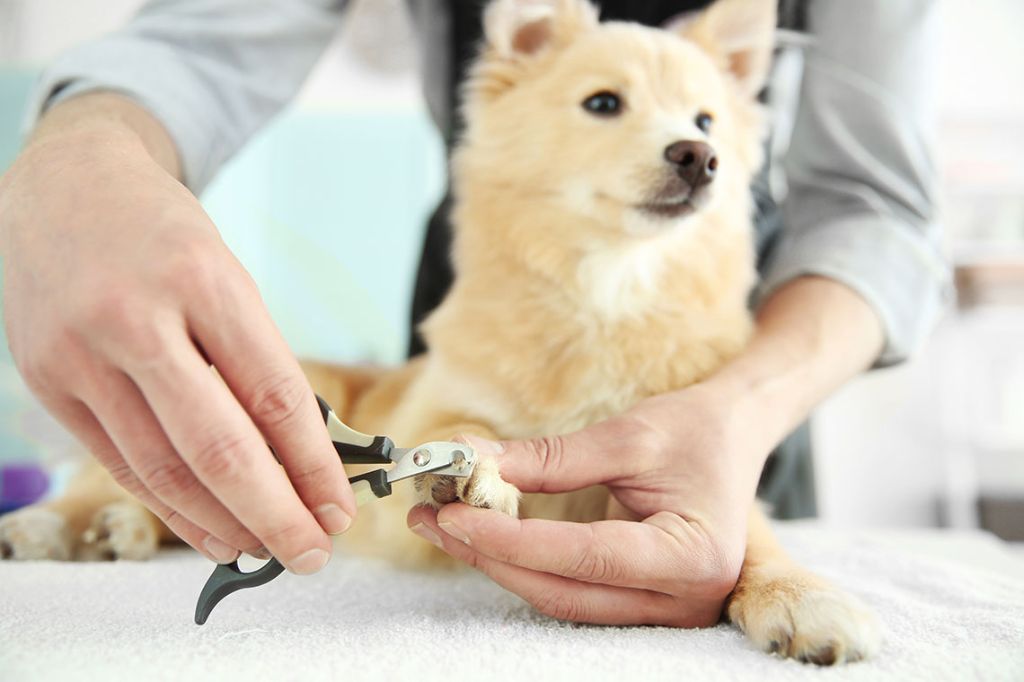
[2,522,1023,681]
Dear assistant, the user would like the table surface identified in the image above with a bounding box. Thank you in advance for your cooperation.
[1,522,1023,682]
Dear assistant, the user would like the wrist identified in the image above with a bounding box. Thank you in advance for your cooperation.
[700,277,885,455]
[1,128,154,224]
[28,92,181,179]
[20,125,149,173]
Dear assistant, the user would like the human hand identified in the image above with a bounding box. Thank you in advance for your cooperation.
[0,98,357,572]
[406,274,886,626]
[407,383,769,627]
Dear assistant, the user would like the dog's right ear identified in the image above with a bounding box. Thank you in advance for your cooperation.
[483,0,598,60]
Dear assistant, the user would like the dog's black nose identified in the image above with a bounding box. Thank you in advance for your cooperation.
[664,141,718,188]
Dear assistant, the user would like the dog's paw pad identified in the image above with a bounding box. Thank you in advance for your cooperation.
[79,502,158,561]
[0,507,73,560]
[728,567,881,665]
[416,450,520,517]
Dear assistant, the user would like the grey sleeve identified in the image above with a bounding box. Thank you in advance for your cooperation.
[24,0,347,193]
[758,0,952,366]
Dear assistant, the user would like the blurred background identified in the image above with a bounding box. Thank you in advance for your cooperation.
[0,0,1022,539]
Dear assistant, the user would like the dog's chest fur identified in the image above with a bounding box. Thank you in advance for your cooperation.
[422,218,754,438]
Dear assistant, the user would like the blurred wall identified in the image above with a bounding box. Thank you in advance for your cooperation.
[813,0,1024,529]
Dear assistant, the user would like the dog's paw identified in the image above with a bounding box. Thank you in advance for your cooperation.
[416,450,520,517]
[727,565,881,665]
[0,507,73,560]
[79,501,158,561]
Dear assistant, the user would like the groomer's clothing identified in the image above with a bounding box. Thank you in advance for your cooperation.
[25,0,950,515]
[26,0,949,367]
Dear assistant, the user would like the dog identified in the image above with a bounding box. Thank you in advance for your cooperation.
[0,0,880,664]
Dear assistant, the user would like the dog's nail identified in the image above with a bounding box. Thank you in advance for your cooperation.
[410,523,444,549]
[202,535,241,564]
[438,521,471,545]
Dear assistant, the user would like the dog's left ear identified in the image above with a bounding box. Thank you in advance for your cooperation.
[484,0,598,60]
[677,0,777,97]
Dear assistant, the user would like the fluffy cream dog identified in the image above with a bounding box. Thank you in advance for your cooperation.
[0,0,880,665]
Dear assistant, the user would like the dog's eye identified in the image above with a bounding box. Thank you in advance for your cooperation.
[695,112,714,133]
[582,91,623,116]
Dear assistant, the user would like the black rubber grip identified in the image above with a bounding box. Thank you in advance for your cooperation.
[331,435,394,464]
[347,469,392,499]
[315,394,394,464]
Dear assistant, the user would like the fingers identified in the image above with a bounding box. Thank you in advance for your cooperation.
[407,506,705,627]
[415,503,698,593]
[123,328,334,574]
[78,366,265,559]
[185,268,357,531]
[467,414,664,494]
[30,392,234,562]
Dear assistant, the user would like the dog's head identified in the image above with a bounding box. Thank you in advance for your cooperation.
[454,0,775,238]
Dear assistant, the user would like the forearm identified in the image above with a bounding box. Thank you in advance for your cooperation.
[707,276,884,466]
[26,93,181,180]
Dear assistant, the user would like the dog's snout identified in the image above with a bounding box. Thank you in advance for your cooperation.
[664,141,718,188]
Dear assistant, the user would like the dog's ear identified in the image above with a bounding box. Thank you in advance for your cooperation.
[677,0,777,97]
[483,0,598,60]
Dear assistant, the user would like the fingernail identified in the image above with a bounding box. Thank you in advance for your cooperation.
[314,503,353,536]
[461,435,504,457]
[250,546,272,560]
[202,535,240,564]
[288,548,330,575]
[438,521,471,545]
[410,523,444,549]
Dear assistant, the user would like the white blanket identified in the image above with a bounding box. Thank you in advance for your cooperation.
[2,523,1023,681]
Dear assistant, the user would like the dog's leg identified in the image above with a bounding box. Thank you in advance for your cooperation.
[300,360,387,422]
[413,423,521,517]
[0,503,73,560]
[726,506,881,665]
[0,461,164,561]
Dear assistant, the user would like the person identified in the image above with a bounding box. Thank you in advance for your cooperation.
[0,0,946,623]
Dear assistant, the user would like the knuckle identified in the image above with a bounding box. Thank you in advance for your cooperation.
[189,429,250,486]
[161,507,185,531]
[460,547,486,572]
[532,435,566,483]
[568,541,621,584]
[288,459,334,490]
[77,284,139,331]
[245,373,308,429]
[257,517,314,550]
[105,460,143,493]
[141,460,198,501]
[532,589,587,622]
[706,544,744,598]
[619,414,669,467]
[15,347,59,394]
[158,235,222,296]
[75,289,169,366]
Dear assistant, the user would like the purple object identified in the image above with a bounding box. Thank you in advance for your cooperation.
[0,464,50,513]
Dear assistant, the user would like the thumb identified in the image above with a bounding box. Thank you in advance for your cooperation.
[459,416,653,494]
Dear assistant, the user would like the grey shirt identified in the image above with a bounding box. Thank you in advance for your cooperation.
[24,0,950,366]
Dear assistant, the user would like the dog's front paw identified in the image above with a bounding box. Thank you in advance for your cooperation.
[0,507,73,560]
[79,501,159,561]
[727,565,881,665]
[416,450,520,517]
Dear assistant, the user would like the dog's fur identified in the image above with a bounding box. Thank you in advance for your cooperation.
[0,0,880,664]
